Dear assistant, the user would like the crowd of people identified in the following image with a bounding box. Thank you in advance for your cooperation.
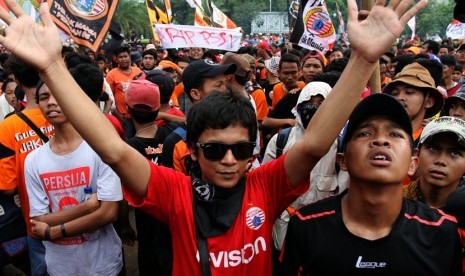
[1,0,465,275]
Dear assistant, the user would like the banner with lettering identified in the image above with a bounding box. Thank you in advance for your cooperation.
[290,0,335,53]
[48,0,119,52]
[155,24,242,51]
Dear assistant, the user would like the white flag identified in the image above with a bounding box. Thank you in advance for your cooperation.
[407,16,415,39]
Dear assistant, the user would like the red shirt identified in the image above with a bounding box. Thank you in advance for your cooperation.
[124,154,307,275]
[155,107,185,127]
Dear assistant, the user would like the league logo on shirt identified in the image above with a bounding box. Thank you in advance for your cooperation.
[246,207,265,230]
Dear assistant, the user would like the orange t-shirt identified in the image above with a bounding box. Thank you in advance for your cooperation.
[171,83,184,107]
[106,66,144,118]
[0,109,54,237]
[250,88,269,121]
[272,81,305,109]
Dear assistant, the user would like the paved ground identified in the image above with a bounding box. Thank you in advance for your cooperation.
[3,208,139,276]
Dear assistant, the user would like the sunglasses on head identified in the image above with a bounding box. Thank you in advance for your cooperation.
[196,142,256,161]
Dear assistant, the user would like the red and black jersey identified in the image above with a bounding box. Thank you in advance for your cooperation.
[281,191,462,275]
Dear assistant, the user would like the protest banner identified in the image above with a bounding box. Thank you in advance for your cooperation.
[155,24,242,51]
[48,0,119,52]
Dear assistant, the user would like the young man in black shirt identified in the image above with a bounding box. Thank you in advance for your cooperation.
[281,93,462,275]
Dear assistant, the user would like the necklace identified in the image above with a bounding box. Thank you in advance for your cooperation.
[135,125,156,136]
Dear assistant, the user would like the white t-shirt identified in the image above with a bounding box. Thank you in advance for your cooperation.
[25,141,123,276]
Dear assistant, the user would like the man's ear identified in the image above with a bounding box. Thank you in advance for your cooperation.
[190,89,201,102]
[408,149,420,177]
[425,93,435,109]
[336,153,348,171]
[189,145,198,161]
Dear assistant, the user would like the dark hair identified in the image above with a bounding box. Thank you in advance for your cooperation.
[129,107,159,124]
[8,55,40,88]
[61,46,75,57]
[455,64,463,72]
[423,40,440,55]
[114,45,130,56]
[185,78,207,103]
[279,53,301,70]
[70,64,104,102]
[327,57,348,73]
[0,53,10,65]
[394,54,416,75]
[177,56,191,64]
[415,58,444,87]
[186,91,257,146]
[1,78,15,94]
[95,55,107,63]
[142,49,157,59]
[314,71,341,88]
[439,54,457,68]
[65,52,92,69]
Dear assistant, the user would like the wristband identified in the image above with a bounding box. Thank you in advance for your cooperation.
[61,223,67,237]
[44,226,51,241]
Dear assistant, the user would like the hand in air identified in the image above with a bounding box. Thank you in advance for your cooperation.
[0,0,62,73]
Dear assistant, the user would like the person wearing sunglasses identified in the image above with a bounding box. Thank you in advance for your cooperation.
[0,0,427,274]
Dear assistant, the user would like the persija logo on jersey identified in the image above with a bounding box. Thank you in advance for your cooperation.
[246,207,265,230]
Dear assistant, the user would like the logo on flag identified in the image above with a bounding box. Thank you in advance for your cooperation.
[290,0,335,53]
[66,0,106,17]
[305,8,333,37]
[246,206,265,230]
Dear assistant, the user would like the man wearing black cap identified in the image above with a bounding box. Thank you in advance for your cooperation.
[161,59,236,174]
[282,94,462,275]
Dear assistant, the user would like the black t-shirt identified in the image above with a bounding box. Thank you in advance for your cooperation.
[126,123,178,165]
[268,90,301,120]
[261,80,280,107]
[282,191,462,275]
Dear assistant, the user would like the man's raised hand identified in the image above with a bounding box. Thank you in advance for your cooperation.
[0,0,62,73]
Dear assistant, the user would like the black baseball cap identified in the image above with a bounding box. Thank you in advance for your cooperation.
[145,69,175,100]
[182,59,236,94]
[341,93,412,150]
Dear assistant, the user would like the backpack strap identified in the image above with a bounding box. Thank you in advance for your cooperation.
[173,126,187,142]
[276,127,291,158]
[16,112,49,143]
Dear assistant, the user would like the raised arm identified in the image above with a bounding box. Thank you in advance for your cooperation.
[284,0,428,186]
[0,0,150,197]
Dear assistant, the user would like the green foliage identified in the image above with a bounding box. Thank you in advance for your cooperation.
[113,0,152,39]
[414,0,454,38]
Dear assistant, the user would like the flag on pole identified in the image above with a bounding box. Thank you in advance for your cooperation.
[407,16,416,40]
[287,0,299,31]
[335,2,345,35]
[194,0,236,29]
[47,0,119,52]
[163,0,172,21]
[146,0,172,43]
[290,0,336,53]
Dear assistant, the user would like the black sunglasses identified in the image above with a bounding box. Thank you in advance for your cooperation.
[196,142,256,161]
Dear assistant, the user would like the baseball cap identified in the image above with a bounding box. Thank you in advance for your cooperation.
[145,44,156,50]
[419,116,465,147]
[444,87,465,114]
[145,69,175,101]
[126,80,160,112]
[182,59,236,94]
[384,62,444,118]
[220,52,251,78]
[258,41,272,53]
[264,57,280,78]
[341,93,412,150]
[302,51,328,68]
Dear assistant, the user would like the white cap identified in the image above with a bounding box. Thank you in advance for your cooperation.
[419,116,465,147]
[296,82,332,106]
